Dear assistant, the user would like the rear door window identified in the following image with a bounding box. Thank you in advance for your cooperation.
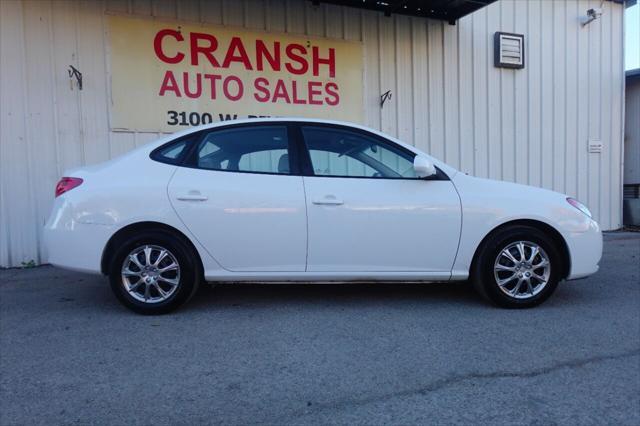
[192,126,292,175]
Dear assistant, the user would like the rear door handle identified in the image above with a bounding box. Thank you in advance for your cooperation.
[176,191,208,202]
[312,196,344,206]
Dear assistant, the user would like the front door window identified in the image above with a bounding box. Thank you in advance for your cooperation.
[301,126,417,179]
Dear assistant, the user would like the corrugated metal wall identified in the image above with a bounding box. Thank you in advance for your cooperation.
[0,0,626,267]
[625,78,640,185]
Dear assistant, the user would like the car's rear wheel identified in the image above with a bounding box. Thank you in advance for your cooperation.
[472,225,562,308]
[108,230,200,314]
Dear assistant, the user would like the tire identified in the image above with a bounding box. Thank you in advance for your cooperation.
[471,225,563,308]
[108,230,201,314]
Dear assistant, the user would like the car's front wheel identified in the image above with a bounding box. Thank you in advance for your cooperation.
[108,230,201,314]
[472,225,562,308]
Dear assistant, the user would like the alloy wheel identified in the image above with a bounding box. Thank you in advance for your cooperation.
[493,241,551,299]
[121,245,181,304]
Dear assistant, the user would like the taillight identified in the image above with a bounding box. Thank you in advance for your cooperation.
[55,177,83,197]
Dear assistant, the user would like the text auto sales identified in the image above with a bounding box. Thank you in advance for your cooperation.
[154,29,340,106]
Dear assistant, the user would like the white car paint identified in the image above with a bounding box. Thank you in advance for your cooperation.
[43,117,602,283]
[169,168,307,272]
[449,173,602,280]
[302,176,460,275]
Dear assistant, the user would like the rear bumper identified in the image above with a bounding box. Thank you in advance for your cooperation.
[565,219,602,280]
[43,199,113,275]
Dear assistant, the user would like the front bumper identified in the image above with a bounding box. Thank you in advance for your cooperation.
[565,219,602,280]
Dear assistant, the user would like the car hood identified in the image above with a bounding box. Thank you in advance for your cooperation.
[451,173,594,234]
[453,173,566,202]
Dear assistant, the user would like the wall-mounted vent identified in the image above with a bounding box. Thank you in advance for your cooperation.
[494,32,525,69]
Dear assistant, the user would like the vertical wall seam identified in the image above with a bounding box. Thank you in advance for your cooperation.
[610,4,615,227]
[73,2,86,166]
[410,18,415,147]
[525,0,530,185]
[563,0,568,194]
[456,22,462,169]
[498,2,503,180]
[575,0,580,198]
[101,0,114,159]
[587,1,591,210]
[425,19,431,153]
[470,15,476,175]
[322,3,327,37]
[512,0,517,182]
[376,15,382,130]
[440,21,446,161]
[0,1,5,265]
[394,15,399,139]
[47,0,62,179]
[18,0,38,263]
[340,5,345,38]
[303,0,308,35]
[485,10,490,176]
[243,0,248,28]
[598,3,603,225]
[264,0,269,31]
[539,0,543,188]
[551,0,555,190]
[618,6,625,227]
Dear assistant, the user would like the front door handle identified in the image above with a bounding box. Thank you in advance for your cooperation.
[312,195,344,206]
[176,191,208,202]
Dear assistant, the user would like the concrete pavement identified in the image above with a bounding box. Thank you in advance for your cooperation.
[1,232,639,425]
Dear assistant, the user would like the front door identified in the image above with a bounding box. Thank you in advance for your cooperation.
[299,125,461,273]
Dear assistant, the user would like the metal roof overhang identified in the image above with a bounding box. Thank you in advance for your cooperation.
[309,0,498,24]
[627,69,640,83]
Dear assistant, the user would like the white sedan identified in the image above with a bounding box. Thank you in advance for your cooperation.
[44,118,602,314]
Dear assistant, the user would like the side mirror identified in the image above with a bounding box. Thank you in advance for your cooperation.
[413,155,437,178]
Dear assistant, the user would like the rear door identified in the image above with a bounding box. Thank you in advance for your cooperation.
[167,124,307,272]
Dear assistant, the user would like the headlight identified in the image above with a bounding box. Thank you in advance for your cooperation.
[567,197,592,218]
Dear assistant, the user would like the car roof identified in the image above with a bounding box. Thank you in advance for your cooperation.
[167,117,390,140]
